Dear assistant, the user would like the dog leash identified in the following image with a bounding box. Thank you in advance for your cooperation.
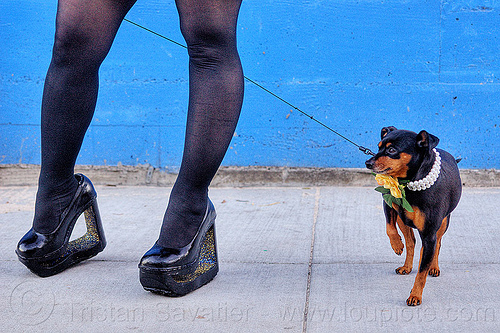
[123,18,376,157]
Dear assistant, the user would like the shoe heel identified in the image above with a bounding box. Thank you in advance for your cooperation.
[140,224,219,297]
[66,200,107,260]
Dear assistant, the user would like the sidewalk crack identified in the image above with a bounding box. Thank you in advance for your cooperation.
[302,187,320,333]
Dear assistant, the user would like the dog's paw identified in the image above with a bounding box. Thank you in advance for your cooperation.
[428,267,440,277]
[406,295,422,306]
[390,238,404,255]
[395,266,412,275]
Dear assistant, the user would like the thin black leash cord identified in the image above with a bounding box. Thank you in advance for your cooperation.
[123,18,376,157]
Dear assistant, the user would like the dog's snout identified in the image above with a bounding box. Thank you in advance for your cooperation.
[365,158,375,170]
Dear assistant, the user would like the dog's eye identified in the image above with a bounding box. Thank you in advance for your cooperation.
[387,147,397,154]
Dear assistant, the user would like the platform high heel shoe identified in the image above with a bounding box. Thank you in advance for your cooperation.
[139,199,219,297]
[16,174,106,277]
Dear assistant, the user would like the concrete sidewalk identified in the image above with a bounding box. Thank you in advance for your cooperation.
[1,185,499,332]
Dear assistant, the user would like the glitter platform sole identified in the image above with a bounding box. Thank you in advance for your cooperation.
[16,174,106,277]
[139,200,219,297]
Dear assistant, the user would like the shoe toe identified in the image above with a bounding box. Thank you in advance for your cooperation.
[139,244,185,268]
[16,229,48,256]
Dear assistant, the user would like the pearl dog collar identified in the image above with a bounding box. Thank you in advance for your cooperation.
[407,149,441,191]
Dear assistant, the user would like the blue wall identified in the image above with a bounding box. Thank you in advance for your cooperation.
[1,0,499,170]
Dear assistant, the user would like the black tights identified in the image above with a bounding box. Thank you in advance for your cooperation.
[34,0,244,248]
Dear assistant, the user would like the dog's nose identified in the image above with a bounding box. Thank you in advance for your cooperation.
[365,159,374,169]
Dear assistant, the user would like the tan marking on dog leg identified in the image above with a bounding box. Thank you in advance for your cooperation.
[429,216,449,277]
[404,207,426,232]
[407,247,430,306]
[395,216,415,275]
[407,234,439,307]
[387,219,404,256]
[385,205,403,255]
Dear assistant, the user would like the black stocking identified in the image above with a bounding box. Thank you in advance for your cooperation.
[157,0,244,248]
[34,0,136,233]
[34,0,244,250]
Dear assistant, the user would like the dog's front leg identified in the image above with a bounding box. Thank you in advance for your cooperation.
[407,234,436,306]
[395,216,415,275]
[384,203,404,255]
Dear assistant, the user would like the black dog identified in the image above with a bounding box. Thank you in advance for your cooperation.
[365,127,462,306]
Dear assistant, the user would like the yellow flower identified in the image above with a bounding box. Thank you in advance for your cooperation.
[375,174,402,198]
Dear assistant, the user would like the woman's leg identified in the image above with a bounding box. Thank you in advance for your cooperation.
[34,0,136,233]
[157,0,244,248]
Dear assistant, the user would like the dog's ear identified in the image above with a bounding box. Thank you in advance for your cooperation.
[416,130,439,153]
[381,126,397,139]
